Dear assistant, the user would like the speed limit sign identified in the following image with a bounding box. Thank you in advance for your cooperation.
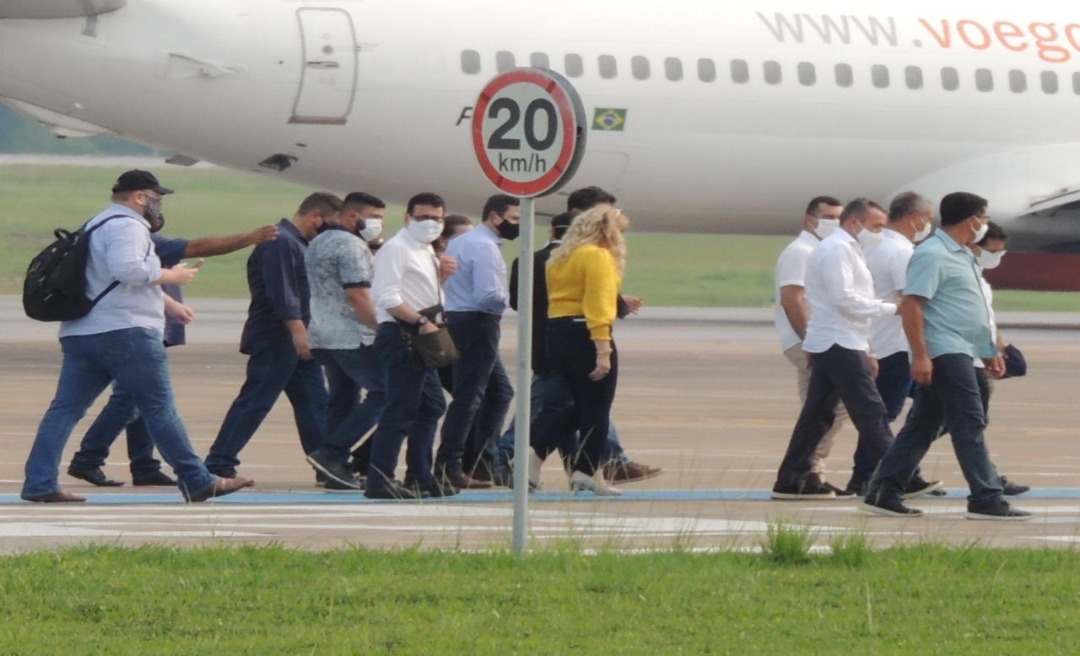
[472,68,587,198]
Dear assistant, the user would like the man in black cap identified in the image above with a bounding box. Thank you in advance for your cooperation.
[21,170,254,502]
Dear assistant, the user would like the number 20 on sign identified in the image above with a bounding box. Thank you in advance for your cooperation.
[472,68,587,198]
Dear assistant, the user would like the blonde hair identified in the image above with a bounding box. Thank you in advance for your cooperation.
[548,204,628,273]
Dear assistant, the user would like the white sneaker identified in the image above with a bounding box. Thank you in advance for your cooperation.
[570,470,623,497]
[509,449,544,491]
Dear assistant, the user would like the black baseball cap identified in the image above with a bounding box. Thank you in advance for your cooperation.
[112,169,174,195]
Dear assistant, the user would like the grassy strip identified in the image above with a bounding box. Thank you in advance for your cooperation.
[0,543,1077,654]
[2,164,1079,309]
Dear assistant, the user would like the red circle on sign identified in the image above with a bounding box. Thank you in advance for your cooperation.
[472,69,581,198]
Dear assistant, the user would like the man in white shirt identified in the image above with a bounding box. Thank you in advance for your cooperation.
[774,196,851,496]
[772,198,899,499]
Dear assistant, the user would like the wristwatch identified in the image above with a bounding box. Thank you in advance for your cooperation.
[415,316,429,327]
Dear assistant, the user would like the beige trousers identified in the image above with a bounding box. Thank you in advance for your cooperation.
[784,344,850,478]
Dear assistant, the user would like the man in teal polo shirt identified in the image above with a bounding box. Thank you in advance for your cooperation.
[862,191,1031,521]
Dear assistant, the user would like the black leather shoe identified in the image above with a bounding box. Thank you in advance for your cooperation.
[132,470,177,487]
[22,489,87,503]
[206,466,238,479]
[364,480,427,500]
[1001,476,1031,496]
[67,465,124,487]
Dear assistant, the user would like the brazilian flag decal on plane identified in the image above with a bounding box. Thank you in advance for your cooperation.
[592,108,627,131]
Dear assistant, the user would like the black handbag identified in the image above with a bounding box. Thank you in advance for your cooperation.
[402,324,460,371]
[1001,343,1027,379]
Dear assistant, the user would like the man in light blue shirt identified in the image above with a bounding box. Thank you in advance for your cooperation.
[864,192,1031,521]
[435,194,520,488]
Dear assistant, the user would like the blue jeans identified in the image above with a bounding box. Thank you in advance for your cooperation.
[23,328,215,499]
[310,346,385,464]
[366,323,446,490]
[70,386,163,475]
[437,312,513,477]
[875,351,913,423]
[775,345,893,490]
[870,354,1005,509]
[206,336,327,471]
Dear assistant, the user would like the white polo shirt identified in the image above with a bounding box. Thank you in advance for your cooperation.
[802,229,897,354]
[773,231,819,351]
[866,229,915,359]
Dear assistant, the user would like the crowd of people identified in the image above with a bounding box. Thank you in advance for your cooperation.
[19,171,662,502]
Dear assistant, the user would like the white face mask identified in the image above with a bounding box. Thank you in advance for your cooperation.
[913,220,933,243]
[857,228,884,250]
[407,218,443,244]
[976,249,1006,270]
[814,218,839,240]
[359,218,383,242]
[972,219,990,243]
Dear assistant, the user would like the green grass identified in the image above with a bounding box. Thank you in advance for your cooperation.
[2,164,1080,310]
[1,544,1079,654]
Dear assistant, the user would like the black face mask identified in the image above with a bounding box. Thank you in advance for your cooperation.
[496,218,520,241]
[144,197,165,233]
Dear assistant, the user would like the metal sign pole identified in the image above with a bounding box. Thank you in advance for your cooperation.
[512,196,535,556]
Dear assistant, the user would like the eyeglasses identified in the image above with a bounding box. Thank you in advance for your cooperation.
[410,215,444,223]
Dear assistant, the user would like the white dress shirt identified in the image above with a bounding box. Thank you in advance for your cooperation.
[802,229,897,354]
[773,231,819,351]
[372,227,442,324]
[865,229,915,359]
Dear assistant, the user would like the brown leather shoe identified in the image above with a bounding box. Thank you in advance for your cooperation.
[603,461,663,485]
[184,476,254,502]
[440,472,492,490]
[22,490,87,503]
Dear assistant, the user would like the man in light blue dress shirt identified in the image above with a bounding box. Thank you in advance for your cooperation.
[435,194,519,488]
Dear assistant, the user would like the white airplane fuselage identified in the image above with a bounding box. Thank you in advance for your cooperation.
[3,0,1080,287]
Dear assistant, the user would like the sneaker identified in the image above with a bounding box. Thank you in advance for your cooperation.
[771,475,836,500]
[509,449,544,491]
[306,453,362,490]
[569,470,623,497]
[901,477,945,500]
[825,482,857,498]
[603,461,663,485]
[405,477,459,498]
[324,473,364,492]
[364,480,426,500]
[965,503,1032,521]
[1000,477,1031,496]
[860,494,924,517]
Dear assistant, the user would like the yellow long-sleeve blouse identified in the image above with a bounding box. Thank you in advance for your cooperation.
[546,244,622,340]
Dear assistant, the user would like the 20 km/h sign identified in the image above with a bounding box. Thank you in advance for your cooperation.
[472,68,586,198]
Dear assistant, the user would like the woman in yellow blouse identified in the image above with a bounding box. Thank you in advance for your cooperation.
[529,204,628,496]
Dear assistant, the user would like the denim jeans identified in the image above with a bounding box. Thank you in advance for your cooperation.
[784,344,849,476]
[206,336,327,471]
[366,323,446,490]
[872,354,1005,508]
[70,385,163,476]
[875,351,914,423]
[437,312,513,477]
[310,346,385,465]
[23,328,215,499]
[775,345,893,490]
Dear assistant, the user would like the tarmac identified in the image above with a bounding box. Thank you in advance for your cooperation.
[1,296,1078,553]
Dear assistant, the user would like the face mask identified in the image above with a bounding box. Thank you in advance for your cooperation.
[496,218,520,241]
[976,249,1006,270]
[358,218,383,242]
[407,218,443,244]
[857,228,884,250]
[144,196,165,233]
[814,218,839,240]
[913,219,933,243]
[972,219,989,243]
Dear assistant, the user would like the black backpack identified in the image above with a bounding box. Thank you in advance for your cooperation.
[22,215,125,322]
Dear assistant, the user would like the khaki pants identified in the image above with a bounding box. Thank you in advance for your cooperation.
[784,344,849,478]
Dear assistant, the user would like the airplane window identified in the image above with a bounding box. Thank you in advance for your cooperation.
[941,67,960,91]
[835,63,853,87]
[763,61,782,85]
[599,55,618,79]
[530,52,550,69]
[632,56,650,80]
[461,50,481,75]
[1073,72,1080,94]
[565,54,584,78]
[905,66,923,90]
[797,62,816,86]
[1009,70,1027,93]
[1042,71,1059,94]
[975,69,994,92]
[698,58,717,83]
[730,59,750,84]
[665,57,684,81]
[872,65,890,89]
[496,51,516,73]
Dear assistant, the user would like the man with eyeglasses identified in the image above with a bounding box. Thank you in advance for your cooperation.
[863,192,1031,521]
[365,192,457,499]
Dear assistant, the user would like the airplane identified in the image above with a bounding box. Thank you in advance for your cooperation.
[2,0,1080,290]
